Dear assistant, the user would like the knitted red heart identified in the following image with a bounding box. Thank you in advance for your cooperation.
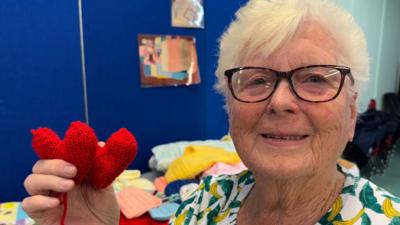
[31,121,138,189]
[88,128,138,189]
[31,121,98,184]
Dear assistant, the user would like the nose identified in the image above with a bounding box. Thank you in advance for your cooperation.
[265,79,300,114]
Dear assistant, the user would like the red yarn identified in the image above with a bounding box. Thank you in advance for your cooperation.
[119,212,169,225]
[61,192,68,225]
[89,128,138,189]
[31,121,138,224]
[31,121,98,184]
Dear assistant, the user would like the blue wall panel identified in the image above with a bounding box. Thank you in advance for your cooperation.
[204,0,249,139]
[0,1,84,201]
[82,0,207,171]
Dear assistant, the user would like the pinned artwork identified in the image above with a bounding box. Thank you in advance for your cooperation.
[171,0,204,28]
[138,34,200,87]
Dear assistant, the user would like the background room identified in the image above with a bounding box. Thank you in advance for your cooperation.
[0,0,399,216]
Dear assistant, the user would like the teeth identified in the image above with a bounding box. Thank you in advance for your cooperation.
[264,134,305,140]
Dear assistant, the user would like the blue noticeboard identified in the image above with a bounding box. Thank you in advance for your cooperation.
[0,0,247,202]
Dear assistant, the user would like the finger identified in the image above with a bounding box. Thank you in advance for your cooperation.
[32,159,77,178]
[24,173,75,196]
[22,195,60,215]
[98,141,106,147]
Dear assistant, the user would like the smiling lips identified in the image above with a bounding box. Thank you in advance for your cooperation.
[261,133,309,141]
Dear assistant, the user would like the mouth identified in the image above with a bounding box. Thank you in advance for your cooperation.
[261,133,309,141]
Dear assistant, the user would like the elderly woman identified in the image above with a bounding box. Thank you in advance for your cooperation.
[22,0,400,224]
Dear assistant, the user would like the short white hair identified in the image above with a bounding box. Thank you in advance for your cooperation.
[215,0,369,105]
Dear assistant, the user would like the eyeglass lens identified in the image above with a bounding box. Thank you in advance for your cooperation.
[231,67,343,102]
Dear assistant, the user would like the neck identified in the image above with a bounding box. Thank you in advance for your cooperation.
[238,166,345,225]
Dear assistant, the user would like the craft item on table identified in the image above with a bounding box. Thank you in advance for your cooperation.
[119,212,169,225]
[113,170,156,193]
[117,187,162,219]
[31,121,137,225]
[113,170,141,192]
[179,183,199,202]
[165,145,241,182]
[130,178,156,192]
[164,179,198,198]
[153,192,180,204]
[148,202,180,221]
[202,162,248,177]
[0,202,34,225]
[149,140,236,172]
[221,134,232,141]
[164,194,181,203]
[154,176,168,193]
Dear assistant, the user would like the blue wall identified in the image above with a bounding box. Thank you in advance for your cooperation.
[0,0,245,202]
[83,0,206,172]
[204,0,248,139]
[0,1,85,201]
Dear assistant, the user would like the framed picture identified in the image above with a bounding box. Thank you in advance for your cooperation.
[171,0,204,28]
[138,34,200,87]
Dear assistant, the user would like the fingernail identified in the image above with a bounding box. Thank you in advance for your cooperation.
[63,165,76,176]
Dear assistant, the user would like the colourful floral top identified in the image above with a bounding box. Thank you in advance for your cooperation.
[169,165,400,225]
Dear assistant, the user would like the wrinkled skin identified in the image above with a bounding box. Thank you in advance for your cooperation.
[22,158,120,225]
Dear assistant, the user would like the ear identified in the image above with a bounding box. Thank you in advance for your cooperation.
[348,91,358,142]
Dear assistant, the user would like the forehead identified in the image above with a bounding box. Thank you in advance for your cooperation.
[245,21,337,70]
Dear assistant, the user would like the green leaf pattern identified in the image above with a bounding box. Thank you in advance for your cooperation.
[169,165,400,224]
[359,182,384,213]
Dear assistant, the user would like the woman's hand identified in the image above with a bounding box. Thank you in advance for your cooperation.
[22,159,120,225]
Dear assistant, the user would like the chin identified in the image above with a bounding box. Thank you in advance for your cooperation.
[248,156,317,180]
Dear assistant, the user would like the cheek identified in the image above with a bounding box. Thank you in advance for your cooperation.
[229,102,264,131]
[314,106,348,134]
[228,102,265,152]
[308,104,351,165]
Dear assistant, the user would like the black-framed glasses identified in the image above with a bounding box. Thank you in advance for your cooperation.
[224,65,354,103]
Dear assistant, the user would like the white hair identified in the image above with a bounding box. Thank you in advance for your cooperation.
[215,0,369,106]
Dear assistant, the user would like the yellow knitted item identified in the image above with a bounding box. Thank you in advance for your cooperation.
[130,178,156,192]
[113,170,155,192]
[165,145,241,182]
[113,170,141,192]
[221,134,232,141]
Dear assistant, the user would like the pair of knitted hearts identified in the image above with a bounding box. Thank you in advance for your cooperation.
[31,121,137,189]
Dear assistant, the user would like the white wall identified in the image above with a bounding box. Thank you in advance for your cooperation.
[375,0,400,107]
[338,0,400,111]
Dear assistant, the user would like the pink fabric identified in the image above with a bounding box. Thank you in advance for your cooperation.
[202,162,247,177]
[117,187,162,219]
[154,176,168,193]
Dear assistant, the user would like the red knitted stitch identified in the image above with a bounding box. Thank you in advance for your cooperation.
[31,121,137,188]
[89,128,138,189]
[31,121,98,184]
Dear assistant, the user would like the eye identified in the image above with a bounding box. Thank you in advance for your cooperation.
[248,77,268,86]
[302,74,327,83]
[233,69,275,92]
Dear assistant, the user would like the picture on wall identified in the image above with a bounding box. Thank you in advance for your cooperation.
[171,0,204,28]
[138,34,200,88]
